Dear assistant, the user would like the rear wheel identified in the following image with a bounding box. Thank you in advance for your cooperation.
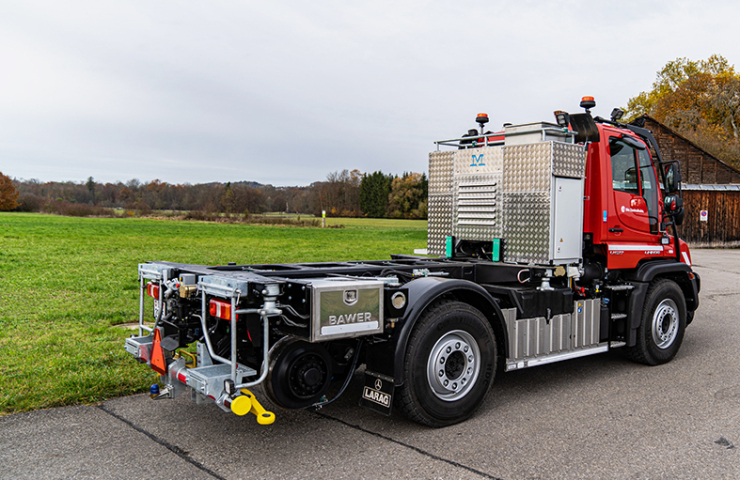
[625,279,686,365]
[396,300,496,427]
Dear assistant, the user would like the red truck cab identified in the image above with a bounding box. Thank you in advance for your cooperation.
[583,123,691,270]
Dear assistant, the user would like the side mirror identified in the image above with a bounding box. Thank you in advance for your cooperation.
[664,194,685,225]
[664,163,681,193]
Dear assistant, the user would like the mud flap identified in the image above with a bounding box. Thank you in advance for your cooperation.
[359,370,394,416]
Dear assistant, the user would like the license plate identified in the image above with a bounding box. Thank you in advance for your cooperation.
[359,370,394,416]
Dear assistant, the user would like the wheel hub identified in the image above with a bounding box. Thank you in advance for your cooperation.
[652,299,679,349]
[427,330,480,402]
[290,353,328,397]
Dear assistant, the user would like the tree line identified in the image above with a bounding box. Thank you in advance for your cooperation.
[2,169,429,219]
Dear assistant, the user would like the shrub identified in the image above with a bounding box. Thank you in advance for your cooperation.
[41,200,114,217]
[14,193,43,212]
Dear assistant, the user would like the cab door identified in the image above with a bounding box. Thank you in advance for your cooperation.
[608,135,659,238]
[606,134,663,267]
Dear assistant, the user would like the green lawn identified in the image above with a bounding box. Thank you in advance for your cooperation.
[0,213,427,415]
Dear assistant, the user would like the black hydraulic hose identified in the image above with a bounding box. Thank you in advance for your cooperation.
[312,338,364,409]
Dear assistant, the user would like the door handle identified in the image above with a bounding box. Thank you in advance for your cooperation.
[609,227,624,233]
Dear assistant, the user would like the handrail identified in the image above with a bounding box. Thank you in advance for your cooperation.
[434,127,575,150]
[197,280,281,389]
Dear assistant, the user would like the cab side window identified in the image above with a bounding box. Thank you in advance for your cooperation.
[610,138,639,194]
[638,147,659,233]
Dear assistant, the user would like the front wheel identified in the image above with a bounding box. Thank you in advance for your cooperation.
[625,279,687,365]
[396,300,497,427]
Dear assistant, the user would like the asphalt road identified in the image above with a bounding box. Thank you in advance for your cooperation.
[1,249,738,480]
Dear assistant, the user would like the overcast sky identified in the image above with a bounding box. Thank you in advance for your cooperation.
[1,0,738,186]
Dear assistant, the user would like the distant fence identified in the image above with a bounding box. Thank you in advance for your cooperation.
[679,188,740,247]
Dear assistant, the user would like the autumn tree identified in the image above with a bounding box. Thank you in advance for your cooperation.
[0,172,20,210]
[119,186,133,202]
[270,190,287,212]
[312,169,362,216]
[625,55,740,166]
[231,184,266,214]
[387,172,427,219]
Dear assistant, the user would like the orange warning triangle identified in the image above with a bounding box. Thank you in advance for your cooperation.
[150,329,168,375]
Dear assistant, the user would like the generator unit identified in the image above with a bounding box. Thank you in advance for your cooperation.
[429,122,586,265]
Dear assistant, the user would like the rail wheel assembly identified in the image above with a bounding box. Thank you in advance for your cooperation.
[264,338,334,409]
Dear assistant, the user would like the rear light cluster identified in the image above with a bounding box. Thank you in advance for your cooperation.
[146,281,236,320]
[209,298,236,320]
[146,282,160,298]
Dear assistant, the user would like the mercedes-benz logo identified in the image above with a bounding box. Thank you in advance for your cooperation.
[374,378,382,390]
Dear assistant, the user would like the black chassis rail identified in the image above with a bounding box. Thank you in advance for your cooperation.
[150,255,472,281]
[147,254,557,284]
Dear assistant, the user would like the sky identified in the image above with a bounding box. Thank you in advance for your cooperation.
[1,0,739,187]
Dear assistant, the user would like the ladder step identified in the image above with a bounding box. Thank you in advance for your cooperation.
[611,313,628,320]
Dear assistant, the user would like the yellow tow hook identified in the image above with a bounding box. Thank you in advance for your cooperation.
[230,388,276,425]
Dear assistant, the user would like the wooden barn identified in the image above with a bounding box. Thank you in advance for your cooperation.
[635,115,740,247]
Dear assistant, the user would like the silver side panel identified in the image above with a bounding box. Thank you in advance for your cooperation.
[125,335,152,363]
[428,151,454,256]
[573,297,601,348]
[501,142,586,265]
[501,142,553,265]
[501,191,552,264]
[552,141,589,179]
[507,314,571,360]
[453,146,504,241]
[552,177,585,262]
[504,299,605,371]
[428,194,452,256]
[429,151,455,194]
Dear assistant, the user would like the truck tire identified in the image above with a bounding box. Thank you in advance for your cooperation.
[396,300,496,427]
[625,279,686,366]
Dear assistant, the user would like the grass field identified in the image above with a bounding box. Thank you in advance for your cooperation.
[0,212,427,415]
